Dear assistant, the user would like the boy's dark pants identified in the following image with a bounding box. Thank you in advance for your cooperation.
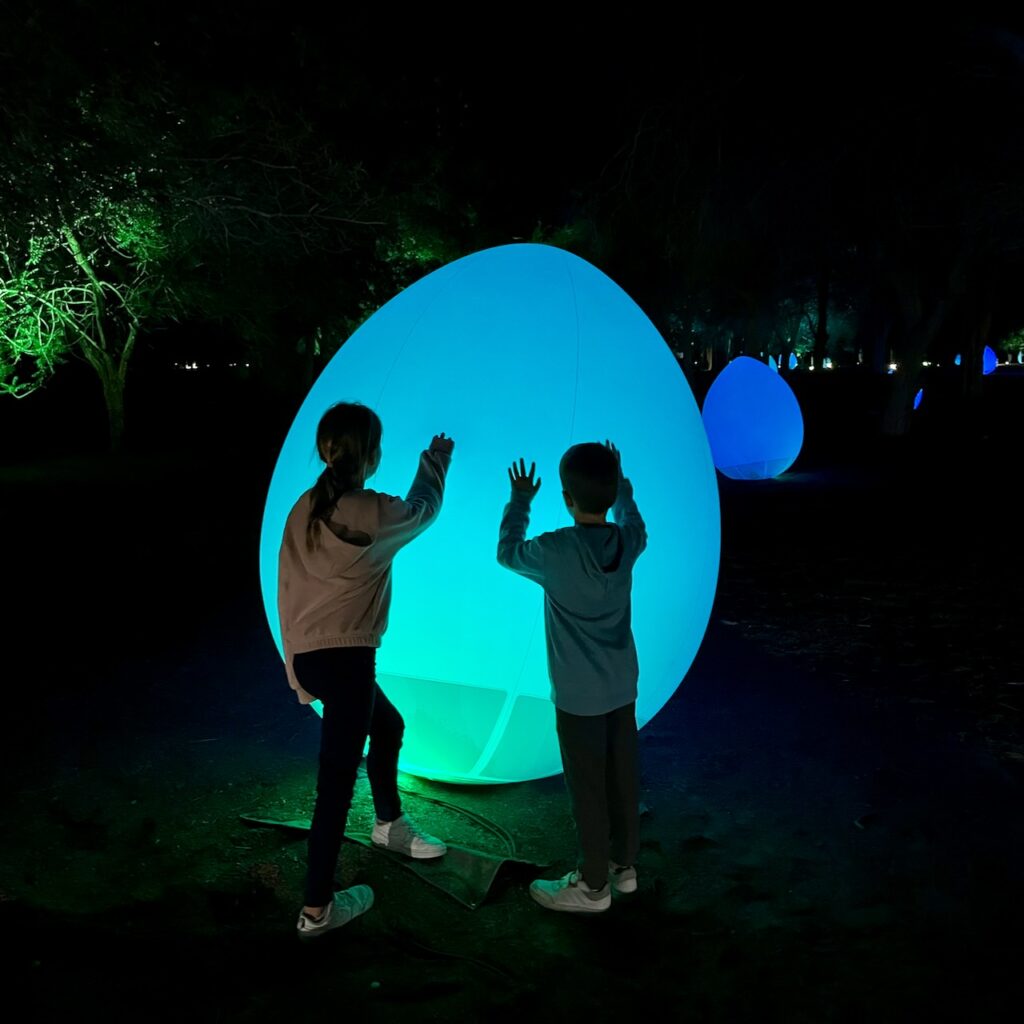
[292,647,404,907]
[555,701,640,891]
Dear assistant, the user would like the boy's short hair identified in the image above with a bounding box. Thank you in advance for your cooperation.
[559,443,618,514]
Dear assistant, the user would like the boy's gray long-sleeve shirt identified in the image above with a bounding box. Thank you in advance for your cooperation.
[497,478,648,716]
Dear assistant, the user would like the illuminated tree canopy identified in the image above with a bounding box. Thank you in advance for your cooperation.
[0,72,384,445]
[0,168,179,443]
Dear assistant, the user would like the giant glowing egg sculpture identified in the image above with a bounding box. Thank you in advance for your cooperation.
[702,355,804,480]
[259,244,720,784]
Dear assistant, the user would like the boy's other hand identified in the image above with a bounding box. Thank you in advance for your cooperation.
[508,458,541,498]
[605,440,624,479]
[430,433,455,455]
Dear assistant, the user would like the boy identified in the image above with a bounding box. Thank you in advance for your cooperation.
[497,441,647,912]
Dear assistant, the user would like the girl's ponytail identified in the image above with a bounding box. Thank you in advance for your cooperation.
[306,403,383,551]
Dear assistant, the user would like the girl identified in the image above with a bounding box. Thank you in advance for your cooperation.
[277,401,454,939]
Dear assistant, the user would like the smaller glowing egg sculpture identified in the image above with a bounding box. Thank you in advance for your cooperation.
[702,355,804,480]
[913,388,924,411]
[983,346,998,375]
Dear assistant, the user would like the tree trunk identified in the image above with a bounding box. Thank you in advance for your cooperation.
[881,368,915,436]
[103,370,125,451]
[84,349,126,451]
[961,305,991,405]
[813,265,830,372]
[869,321,892,375]
[63,224,125,448]
[297,334,316,391]
[881,316,941,436]
[880,269,946,436]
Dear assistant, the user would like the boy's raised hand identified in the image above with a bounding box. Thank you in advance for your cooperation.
[605,439,624,479]
[508,458,542,498]
[430,432,455,455]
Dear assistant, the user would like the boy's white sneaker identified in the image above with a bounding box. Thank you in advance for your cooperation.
[296,886,374,941]
[610,862,638,894]
[371,813,447,859]
[530,870,611,913]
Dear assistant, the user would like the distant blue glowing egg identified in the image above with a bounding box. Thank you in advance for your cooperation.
[955,353,962,367]
[788,353,798,370]
[983,347,998,375]
[259,244,721,784]
[913,388,923,410]
[768,355,778,372]
[701,356,804,480]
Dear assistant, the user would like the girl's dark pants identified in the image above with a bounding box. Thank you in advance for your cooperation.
[292,647,403,907]
[555,701,640,891]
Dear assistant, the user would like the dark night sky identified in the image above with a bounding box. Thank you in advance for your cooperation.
[9,6,1024,204]
[6,6,1024,349]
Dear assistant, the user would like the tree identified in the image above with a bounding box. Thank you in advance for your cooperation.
[0,80,187,448]
[0,44,383,443]
[0,218,170,449]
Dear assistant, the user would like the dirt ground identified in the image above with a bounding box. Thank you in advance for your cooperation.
[1,404,1022,1022]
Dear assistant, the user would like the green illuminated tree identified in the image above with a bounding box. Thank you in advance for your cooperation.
[0,73,187,450]
[0,61,383,442]
[0,191,180,447]
[996,326,1024,358]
